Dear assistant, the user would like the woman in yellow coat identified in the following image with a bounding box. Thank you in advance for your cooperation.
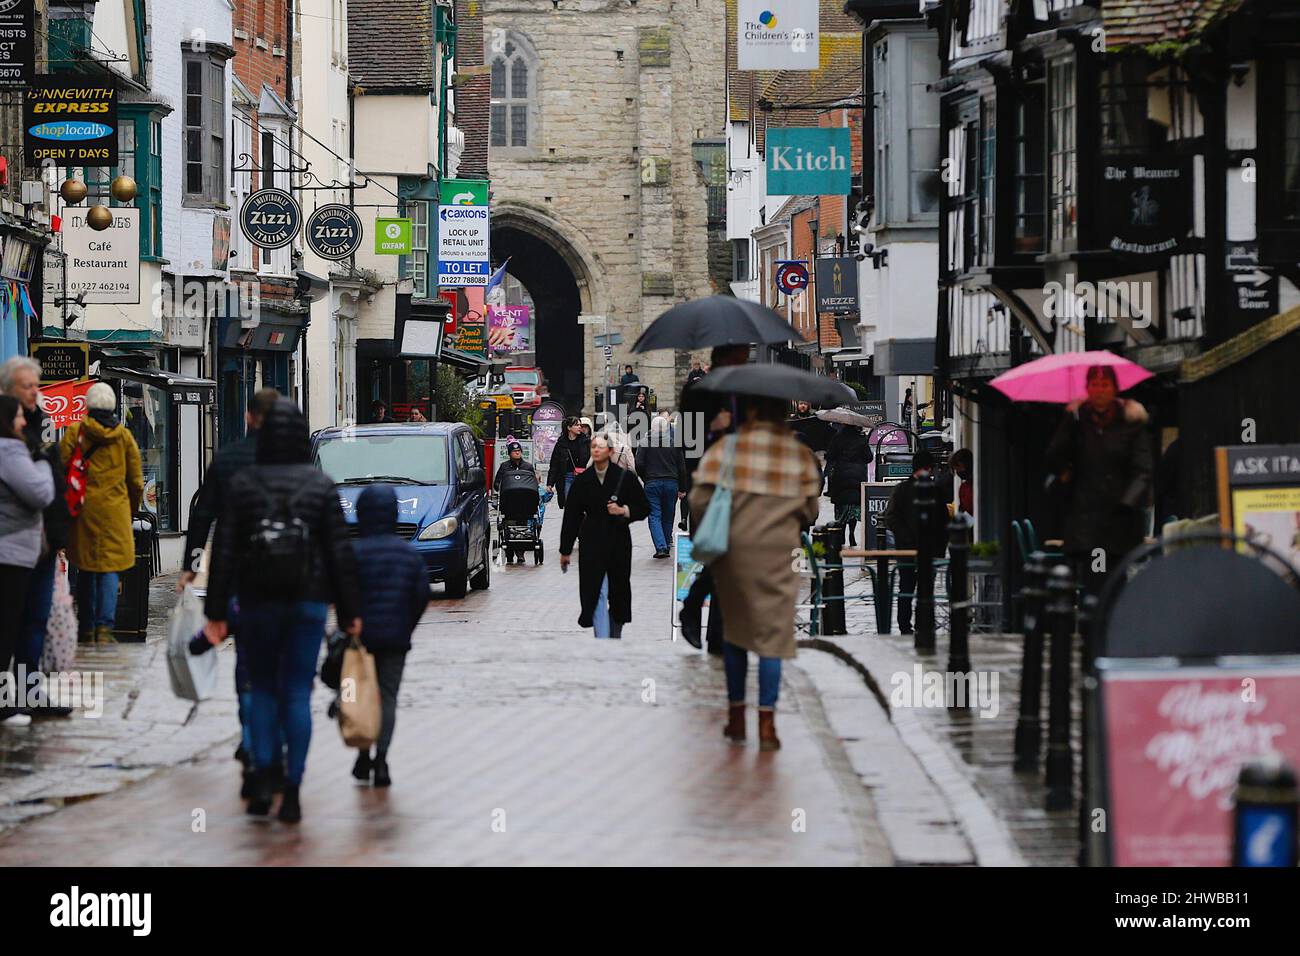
[60,382,143,643]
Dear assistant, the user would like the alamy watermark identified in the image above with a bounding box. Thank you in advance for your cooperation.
[0,667,103,718]
[1043,273,1152,329]
[889,664,1000,719]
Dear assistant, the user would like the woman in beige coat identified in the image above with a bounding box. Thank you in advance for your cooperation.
[688,396,821,751]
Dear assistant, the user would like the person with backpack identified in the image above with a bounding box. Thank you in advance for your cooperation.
[203,399,361,823]
[180,387,282,792]
[59,382,144,644]
[881,450,950,635]
[0,395,54,727]
[348,484,430,787]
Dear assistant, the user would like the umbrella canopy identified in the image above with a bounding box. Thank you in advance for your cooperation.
[815,407,875,427]
[989,351,1153,404]
[631,296,804,353]
[692,363,856,406]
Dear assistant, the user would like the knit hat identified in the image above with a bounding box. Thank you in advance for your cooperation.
[507,441,522,453]
[86,382,117,411]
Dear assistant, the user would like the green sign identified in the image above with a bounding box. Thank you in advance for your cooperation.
[766,127,852,196]
[454,320,486,357]
[374,217,412,255]
[439,179,488,207]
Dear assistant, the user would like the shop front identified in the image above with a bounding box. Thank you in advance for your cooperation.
[216,307,307,445]
[357,295,451,422]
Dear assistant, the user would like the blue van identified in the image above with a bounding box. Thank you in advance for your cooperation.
[312,422,491,598]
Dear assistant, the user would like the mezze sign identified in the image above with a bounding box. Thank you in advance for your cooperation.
[766,128,851,196]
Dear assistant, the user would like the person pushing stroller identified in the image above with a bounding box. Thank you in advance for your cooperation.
[494,441,543,564]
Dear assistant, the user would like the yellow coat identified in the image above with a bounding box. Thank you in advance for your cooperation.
[60,415,144,573]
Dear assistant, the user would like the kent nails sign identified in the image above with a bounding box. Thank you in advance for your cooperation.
[766,128,851,197]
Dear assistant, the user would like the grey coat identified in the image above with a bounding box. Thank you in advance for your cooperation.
[0,436,54,568]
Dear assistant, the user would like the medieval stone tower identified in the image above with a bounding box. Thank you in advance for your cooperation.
[470,0,728,412]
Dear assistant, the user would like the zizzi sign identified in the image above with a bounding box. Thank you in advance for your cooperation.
[305,204,363,260]
[766,128,851,196]
[24,77,117,166]
[240,188,301,249]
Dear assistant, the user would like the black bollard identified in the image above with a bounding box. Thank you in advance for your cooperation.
[947,514,972,681]
[1077,593,1099,863]
[914,474,937,653]
[1233,757,1299,867]
[1044,563,1076,811]
[1013,552,1050,772]
[812,524,847,636]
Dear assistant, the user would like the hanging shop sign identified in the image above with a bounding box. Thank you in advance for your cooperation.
[38,377,94,429]
[29,340,88,384]
[374,216,412,256]
[1216,444,1300,566]
[62,207,140,304]
[306,203,363,261]
[0,0,35,88]
[736,0,819,71]
[24,76,118,166]
[815,256,859,314]
[239,188,302,250]
[766,128,851,196]
[1097,156,1192,258]
[774,260,809,296]
[211,214,232,270]
[437,178,490,286]
[487,304,531,355]
[438,289,458,335]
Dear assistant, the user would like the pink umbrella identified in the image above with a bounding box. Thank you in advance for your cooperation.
[989,351,1153,404]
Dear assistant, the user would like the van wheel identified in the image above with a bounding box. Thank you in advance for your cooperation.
[444,569,468,599]
[471,545,491,591]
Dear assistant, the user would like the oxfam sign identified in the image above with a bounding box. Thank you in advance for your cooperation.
[765,128,851,197]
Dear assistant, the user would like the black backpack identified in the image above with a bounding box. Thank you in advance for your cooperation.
[247,483,314,596]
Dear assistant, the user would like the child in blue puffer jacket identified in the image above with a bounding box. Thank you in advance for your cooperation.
[349,484,430,786]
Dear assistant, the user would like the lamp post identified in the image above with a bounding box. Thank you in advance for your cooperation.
[809,216,821,361]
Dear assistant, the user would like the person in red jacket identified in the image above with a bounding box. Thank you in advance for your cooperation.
[951,448,973,517]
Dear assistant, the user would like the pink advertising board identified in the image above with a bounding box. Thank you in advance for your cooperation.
[1100,664,1300,866]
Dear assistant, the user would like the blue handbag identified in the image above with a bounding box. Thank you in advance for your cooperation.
[691,434,736,565]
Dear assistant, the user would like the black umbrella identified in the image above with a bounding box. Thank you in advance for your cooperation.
[631,296,804,352]
[692,363,856,406]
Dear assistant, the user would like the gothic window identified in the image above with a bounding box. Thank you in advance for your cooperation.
[490,37,535,148]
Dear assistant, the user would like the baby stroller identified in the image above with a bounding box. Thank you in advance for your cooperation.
[495,469,549,565]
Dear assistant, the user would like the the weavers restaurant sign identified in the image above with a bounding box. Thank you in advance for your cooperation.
[1097,157,1191,258]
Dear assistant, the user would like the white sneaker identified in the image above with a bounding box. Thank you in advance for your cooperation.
[0,713,32,727]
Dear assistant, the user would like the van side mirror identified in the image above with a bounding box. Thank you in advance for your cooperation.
[466,466,486,488]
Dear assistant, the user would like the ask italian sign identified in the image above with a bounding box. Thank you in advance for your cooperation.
[437,178,490,287]
[766,128,851,196]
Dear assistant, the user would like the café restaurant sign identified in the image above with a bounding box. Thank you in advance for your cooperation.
[1097,157,1191,258]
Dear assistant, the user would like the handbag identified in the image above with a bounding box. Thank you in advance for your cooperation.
[337,634,381,748]
[166,585,219,702]
[690,433,736,565]
[41,555,77,674]
[63,434,98,519]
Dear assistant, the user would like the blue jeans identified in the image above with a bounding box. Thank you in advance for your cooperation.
[75,570,119,634]
[238,600,328,785]
[564,473,576,499]
[644,479,678,552]
[723,641,782,707]
[592,576,623,640]
[17,553,56,670]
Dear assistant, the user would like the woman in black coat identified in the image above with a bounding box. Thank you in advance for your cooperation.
[825,425,873,547]
[547,417,591,509]
[558,434,649,639]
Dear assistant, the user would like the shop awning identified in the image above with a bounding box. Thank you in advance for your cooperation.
[100,366,217,405]
[440,347,488,371]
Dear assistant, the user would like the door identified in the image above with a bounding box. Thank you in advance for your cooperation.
[457,430,488,567]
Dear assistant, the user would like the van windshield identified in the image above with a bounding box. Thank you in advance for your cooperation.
[505,370,539,386]
[316,434,449,485]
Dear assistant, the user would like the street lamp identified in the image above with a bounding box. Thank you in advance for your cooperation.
[809,217,822,359]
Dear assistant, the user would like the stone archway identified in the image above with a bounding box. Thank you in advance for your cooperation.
[490,204,606,413]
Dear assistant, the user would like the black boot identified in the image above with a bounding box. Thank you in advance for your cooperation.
[373,756,391,788]
[352,750,372,781]
[245,769,272,816]
[678,602,703,649]
[268,761,287,794]
[277,784,301,823]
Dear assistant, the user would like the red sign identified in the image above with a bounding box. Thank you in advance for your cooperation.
[39,379,95,430]
[1102,665,1300,866]
[439,289,458,335]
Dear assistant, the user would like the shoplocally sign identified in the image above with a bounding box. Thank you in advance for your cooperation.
[766,128,851,196]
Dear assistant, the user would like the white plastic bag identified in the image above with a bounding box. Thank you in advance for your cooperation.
[41,556,77,674]
[166,585,218,702]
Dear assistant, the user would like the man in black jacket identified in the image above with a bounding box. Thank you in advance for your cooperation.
[635,416,687,558]
[882,450,949,635]
[203,399,361,823]
[3,356,72,717]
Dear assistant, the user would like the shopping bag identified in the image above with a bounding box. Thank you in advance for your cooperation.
[166,585,219,702]
[40,556,77,674]
[337,635,381,748]
[691,434,736,565]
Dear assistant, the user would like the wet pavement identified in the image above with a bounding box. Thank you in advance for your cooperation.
[0,502,899,866]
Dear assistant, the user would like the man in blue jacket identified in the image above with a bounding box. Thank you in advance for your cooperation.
[350,484,431,787]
